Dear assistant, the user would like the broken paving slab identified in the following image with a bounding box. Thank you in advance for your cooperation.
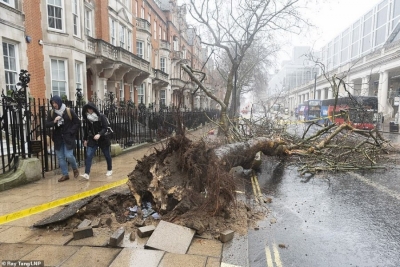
[33,196,96,227]
[145,220,195,254]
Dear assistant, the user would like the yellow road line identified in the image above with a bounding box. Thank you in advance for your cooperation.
[0,178,129,225]
[253,173,263,199]
[265,245,274,267]
[273,243,283,267]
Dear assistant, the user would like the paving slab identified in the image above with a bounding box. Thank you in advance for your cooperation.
[20,244,79,267]
[33,196,95,227]
[187,238,223,258]
[109,248,164,267]
[158,253,207,267]
[145,220,195,254]
[59,246,121,267]
[118,231,148,248]
[0,226,37,243]
[67,227,112,247]
[206,257,221,267]
[0,243,40,261]
[24,229,73,245]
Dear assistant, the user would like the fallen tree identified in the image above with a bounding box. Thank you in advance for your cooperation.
[126,118,391,221]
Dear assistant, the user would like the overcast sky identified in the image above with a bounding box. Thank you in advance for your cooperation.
[178,0,382,65]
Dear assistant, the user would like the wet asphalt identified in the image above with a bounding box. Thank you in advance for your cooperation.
[245,129,400,267]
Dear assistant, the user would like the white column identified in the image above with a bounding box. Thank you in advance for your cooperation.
[378,71,389,114]
[328,87,333,99]
[361,76,369,96]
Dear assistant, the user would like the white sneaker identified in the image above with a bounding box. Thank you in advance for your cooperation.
[80,173,90,180]
[106,170,113,176]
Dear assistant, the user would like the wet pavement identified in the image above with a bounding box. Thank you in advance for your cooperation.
[246,121,400,267]
[0,125,241,267]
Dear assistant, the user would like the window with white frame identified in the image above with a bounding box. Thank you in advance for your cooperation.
[51,59,67,97]
[75,61,82,90]
[153,22,157,40]
[47,0,64,31]
[173,36,178,51]
[147,43,150,60]
[351,20,360,59]
[110,19,116,45]
[375,1,388,47]
[160,89,166,107]
[120,24,126,48]
[362,11,373,53]
[159,26,161,40]
[340,28,349,63]
[2,0,16,8]
[127,31,132,52]
[163,31,166,40]
[72,0,80,37]
[85,8,93,36]
[130,85,134,101]
[136,41,143,58]
[160,57,166,72]
[135,1,138,16]
[141,7,144,19]
[3,42,18,92]
[138,83,145,103]
[119,84,124,101]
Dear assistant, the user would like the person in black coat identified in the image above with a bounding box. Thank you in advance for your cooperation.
[46,95,80,182]
[80,102,112,180]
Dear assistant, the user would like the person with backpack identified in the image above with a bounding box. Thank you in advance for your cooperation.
[46,95,80,182]
[80,102,113,180]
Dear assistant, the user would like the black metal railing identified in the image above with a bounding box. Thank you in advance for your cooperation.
[0,76,219,177]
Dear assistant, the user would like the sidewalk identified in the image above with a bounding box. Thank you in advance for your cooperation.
[0,125,245,267]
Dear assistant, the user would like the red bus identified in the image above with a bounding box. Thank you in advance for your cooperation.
[326,96,378,130]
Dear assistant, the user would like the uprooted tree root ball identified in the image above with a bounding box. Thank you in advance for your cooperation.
[127,135,237,218]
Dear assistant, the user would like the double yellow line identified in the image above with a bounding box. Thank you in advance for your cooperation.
[0,178,129,225]
[265,243,283,267]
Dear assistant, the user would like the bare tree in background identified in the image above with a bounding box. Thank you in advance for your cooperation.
[181,0,309,141]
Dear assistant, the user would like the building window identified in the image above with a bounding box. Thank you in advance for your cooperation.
[141,7,144,19]
[85,9,93,37]
[135,1,138,16]
[47,0,63,31]
[51,59,67,98]
[160,89,166,107]
[154,22,157,39]
[72,0,80,36]
[127,31,132,52]
[160,57,166,72]
[130,85,134,101]
[173,36,178,51]
[119,84,124,101]
[120,25,126,48]
[2,0,16,8]
[3,42,18,92]
[138,83,145,103]
[147,43,150,60]
[136,41,143,58]
[75,62,82,90]
[110,19,116,45]
[351,20,360,59]
[159,26,162,40]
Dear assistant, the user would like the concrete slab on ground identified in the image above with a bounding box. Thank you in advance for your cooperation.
[187,238,223,258]
[0,243,40,261]
[67,227,112,247]
[109,248,165,267]
[59,246,121,267]
[145,220,195,254]
[158,253,207,267]
[24,229,73,245]
[20,245,79,267]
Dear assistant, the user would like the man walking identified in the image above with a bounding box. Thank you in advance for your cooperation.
[80,102,112,180]
[46,95,80,182]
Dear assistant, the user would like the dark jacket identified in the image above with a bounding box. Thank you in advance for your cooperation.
[82,102,111,148]
[46,95,80,150]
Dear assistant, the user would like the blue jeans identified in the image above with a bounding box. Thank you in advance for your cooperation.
[85,144,112,174]
[55,142,78,176]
